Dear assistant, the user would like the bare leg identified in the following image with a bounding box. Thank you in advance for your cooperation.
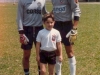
[23,50,31,75]
[55,56,62,75]
[65,45,76,75]
[55,50,62,75]
[37,61,40,75]
[40,63,47,75]
[48,64,55,75]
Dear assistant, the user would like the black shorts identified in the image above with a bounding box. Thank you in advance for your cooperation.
[54,21,73,46]
[40,50,56,65]
[21,26,43,50]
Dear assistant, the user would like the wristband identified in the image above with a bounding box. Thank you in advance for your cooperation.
[19,30,24,34]
[74,16,79,21]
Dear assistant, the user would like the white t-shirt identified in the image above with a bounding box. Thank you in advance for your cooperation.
[36,28,61,51]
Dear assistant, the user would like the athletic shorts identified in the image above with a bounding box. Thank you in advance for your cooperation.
[54,21,73,46]
[40,50,56,64]
[21,26,43,50]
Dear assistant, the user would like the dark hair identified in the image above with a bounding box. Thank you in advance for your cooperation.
[42,14,54,22]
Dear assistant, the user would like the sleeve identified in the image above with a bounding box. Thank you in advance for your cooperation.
[16,0,24,33]
[73,3,81,17]
[68,0,81,17]
[36,31,41,42]
[56,31,62,42]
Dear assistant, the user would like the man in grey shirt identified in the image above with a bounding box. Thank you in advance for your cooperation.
[51,0,81,75]
[17,0,48,75]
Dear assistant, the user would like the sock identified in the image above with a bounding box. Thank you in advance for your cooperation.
[24,69,29,75]
[55,56,62,75]
[38,66,40,75]
[68,56,76,75]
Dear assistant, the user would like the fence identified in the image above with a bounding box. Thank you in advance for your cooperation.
[0,0,100,3]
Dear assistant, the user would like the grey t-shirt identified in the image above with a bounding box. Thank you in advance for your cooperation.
[17,0,47,31]
[51,0,81,21]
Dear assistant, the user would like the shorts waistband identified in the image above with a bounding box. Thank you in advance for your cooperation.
[56,20,72,23]
[23,26,43,28]
[40,50,56,53]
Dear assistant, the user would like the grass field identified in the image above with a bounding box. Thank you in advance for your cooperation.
[0,2,100,75]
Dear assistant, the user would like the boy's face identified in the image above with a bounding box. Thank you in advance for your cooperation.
[44,18,55,30]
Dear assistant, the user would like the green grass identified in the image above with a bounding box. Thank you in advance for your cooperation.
[0,3,100,75]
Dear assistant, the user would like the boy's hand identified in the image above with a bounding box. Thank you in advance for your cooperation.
[58,55,63,62]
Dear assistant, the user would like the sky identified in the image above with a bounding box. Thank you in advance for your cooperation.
[0,0,18,2]
[0,0,50,3]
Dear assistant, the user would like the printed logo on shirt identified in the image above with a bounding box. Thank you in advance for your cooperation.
[37,2,41,7]
[60,0,63,3]
[53,5,66,13]
[37,2,42,10]
[52,35,56,41]
[26,2,42,14]
[26,9,41,14]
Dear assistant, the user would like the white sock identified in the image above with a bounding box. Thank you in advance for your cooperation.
[55,56,62,75]
[68,56,76,75]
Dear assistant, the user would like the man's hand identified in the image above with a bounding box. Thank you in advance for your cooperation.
[66,28,77,44]
[20,34,29,45]
[69,28,77,44]
[75,0,78,3]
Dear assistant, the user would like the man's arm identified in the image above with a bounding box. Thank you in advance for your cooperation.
[73,0,81,28]
[66,0,81,43]
[16,0,24,34]
[68,0,81,28]
[73,20,79,29]
[73,8,81,29]
[17,0,30,45]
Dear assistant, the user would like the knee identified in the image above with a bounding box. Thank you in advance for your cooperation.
[49,72,53,75]
[40,69,46,75]
[67,52,74,58]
